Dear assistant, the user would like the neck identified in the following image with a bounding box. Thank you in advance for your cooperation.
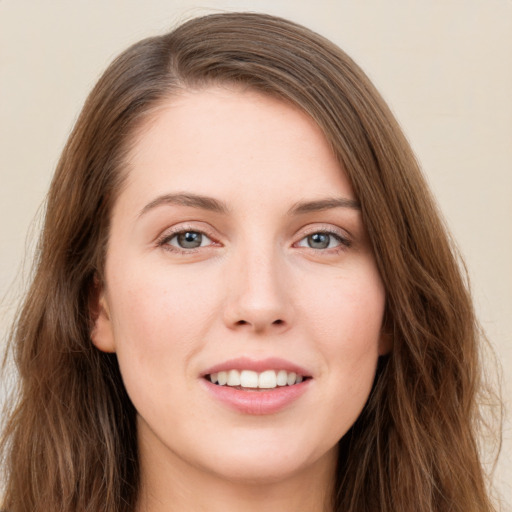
[135,436,337,512]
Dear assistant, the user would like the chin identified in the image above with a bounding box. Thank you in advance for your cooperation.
[204,456,315,485]
[193,434,337,486]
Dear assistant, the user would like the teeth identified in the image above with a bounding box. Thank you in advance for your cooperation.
[208,369,306,389]
[227,369,241,386]
[276,370,288,386]
[287,372,297,386]
[240,370,258,388]
[259,370,276,389]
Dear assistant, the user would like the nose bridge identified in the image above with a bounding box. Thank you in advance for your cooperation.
[223,235,291,333]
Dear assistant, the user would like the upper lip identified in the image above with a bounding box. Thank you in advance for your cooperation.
[201,357,312,377]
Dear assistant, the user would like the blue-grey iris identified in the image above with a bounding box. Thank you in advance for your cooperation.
[177,232,203,248]
[308,233,330,249]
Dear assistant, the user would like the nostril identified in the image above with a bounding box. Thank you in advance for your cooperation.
[231,318,285,329]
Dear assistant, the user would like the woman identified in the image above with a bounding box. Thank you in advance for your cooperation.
[0,12,499,512]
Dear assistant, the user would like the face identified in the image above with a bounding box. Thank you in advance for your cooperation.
[92,86,388,485]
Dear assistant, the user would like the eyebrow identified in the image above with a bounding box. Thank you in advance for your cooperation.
[138,193,231,217]
[138,192,361,218]
[286,197,361,215]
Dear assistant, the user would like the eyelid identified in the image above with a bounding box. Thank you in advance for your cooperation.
[156,223,220,253]
[293,224,352,250]
[296,224,351,241]
[155,222,352,254]
[168,231,213,248]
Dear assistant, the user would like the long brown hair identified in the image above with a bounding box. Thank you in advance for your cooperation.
[1,12,499,511]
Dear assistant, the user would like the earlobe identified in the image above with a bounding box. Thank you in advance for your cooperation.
[89,277,116,353]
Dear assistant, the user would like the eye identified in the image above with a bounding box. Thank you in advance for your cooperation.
[161,230,214,250]
[296,231,349,250]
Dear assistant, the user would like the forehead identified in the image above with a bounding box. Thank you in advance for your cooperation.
[120,86,354,213]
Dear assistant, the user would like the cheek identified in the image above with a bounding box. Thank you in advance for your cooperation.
[299,263,385,401]
[301,263,385,345]
[107,263,220,381]
[106,263,223,428]
[113,262,212,332]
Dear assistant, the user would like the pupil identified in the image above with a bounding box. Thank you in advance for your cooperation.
[178,232,202,248]
[308,233,329,249]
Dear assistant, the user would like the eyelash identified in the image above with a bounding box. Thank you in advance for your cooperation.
[156,226,351,255]
[156,225,218,254]
[295,227,352,253]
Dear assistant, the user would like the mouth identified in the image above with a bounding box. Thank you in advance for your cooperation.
[206,369,311,390]
[200,357,312,413]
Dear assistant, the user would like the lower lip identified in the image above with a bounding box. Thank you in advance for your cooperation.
[202,379,311,415]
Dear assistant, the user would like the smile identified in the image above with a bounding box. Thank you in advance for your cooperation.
[201,357,312,413]
[207,369,308,389]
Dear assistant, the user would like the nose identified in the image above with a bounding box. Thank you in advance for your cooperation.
[223,244,293,335]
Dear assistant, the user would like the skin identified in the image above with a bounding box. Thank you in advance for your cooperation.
[91,86,388,512]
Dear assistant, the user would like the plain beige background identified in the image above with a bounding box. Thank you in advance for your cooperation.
[1,0,511,506]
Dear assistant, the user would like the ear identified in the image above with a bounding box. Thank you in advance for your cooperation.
[89,276,116,353]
